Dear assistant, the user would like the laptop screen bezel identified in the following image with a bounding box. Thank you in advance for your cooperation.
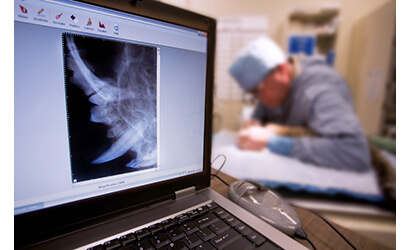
[14,0,216,247]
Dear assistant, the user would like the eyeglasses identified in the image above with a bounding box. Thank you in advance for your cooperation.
[249,80,265,97]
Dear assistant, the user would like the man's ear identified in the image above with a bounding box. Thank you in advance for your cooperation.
[275,63,290,84]
[277,62,290,74]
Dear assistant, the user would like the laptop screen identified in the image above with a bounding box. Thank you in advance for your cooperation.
[15,0,210,216]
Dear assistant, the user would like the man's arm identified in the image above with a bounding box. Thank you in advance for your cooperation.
[237,122,371,172]
[264,123,316,137]
[290,89,371,172]
[292,135,371,172]
[242,88,371,171]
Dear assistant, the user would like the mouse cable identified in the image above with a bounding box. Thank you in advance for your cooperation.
[314,211,357,250]
[210,154,227,180]
[294,228,317,250]
[305,237,317,250]
[292,204,358,250]
[210,174,230,187]
[210,154,231,187]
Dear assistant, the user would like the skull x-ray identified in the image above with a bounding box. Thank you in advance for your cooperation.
[63,33,158,183]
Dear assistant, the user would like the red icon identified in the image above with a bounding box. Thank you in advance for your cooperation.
[56,13,63,19]
[19,5,28,14]
[99,21,106,29]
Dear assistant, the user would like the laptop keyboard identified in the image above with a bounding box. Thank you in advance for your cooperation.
[88,201,283,250]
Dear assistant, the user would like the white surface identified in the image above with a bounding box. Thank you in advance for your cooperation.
[212,131,382,197]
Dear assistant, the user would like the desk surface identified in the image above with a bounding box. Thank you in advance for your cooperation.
[210,169,390,250]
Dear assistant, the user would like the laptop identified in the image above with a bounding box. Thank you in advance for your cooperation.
[14,0,307,249]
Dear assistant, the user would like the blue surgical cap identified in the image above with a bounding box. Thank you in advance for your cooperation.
[229,37,286,91]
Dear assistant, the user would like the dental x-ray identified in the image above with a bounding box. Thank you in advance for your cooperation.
[63,33,158,183]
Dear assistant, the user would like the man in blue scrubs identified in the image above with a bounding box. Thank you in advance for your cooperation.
[230,37,371,172]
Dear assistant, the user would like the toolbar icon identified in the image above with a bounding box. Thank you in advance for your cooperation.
[70,15,79,23]
[19,5,28,14]
[56,13,63,19]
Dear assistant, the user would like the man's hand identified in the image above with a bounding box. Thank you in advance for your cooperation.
[237,126,272,151]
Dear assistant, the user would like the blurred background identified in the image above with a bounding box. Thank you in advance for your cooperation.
[162,0,395,139]
[160,0,396,248]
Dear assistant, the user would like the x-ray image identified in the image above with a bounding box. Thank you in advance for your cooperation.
[63,33,158,183]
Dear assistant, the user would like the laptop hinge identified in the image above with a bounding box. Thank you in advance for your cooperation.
[175,186,196,199]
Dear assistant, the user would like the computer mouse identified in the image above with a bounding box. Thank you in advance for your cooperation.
[228,180,302,237]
